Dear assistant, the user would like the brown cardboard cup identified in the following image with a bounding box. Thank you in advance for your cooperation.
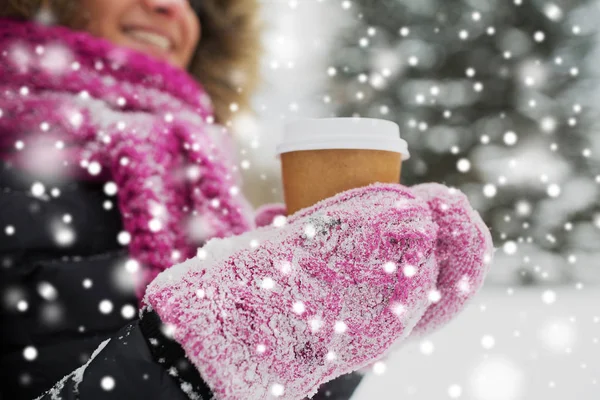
[277,118,410,215]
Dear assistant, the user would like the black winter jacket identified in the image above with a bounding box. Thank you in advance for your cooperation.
[0,160,362,400]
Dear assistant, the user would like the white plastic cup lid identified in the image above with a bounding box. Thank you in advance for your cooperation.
[276,117,410,160]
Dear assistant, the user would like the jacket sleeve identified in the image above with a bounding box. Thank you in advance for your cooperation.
[309,373,364,400]
[0,161,144,399]
[36,318,199,400]
[35,314,363,400]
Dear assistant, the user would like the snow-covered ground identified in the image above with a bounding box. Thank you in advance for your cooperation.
[352,285,600,400]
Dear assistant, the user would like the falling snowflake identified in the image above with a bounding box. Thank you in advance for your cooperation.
[503,241,518,255]
[483,184,497,198]
[310,317,323,333]
[457,158,471,173]
[448,384,462,398]
[121,305,136,319]
[117,231,131,245]
[382,262,397,274]
[457,276,471,294]
[148,219,162,232]
[428,289,442,303]
[23,346,38,361]
[104,182,118,196]
[53,224,75,247]
[373,361,387,375]
[17,300,28,312]
[420,340,434,355]
[124,259,139,274]
[99,300,114,314]
[271,384,285,397]
[101,376,115,391]
[334,321,348,333]
[31,182,45,197]
[197,248,208,260]
[261,278,275,290]
[544,3,563,21]
[161,323,176,338]
[37,282,58,301]
[391,303,406,316]
[292,301,306,314]
[534,31,545,42]
[542,290,557,304]
[304,224,316,239]
[88,161,102,176]
[481,335,496,350]
[503,131,518,146]
[40,44,73,75]
[273,215,287,228]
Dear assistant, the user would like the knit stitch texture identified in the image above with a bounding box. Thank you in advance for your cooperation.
[145,183,494,400]
[0,19,256,298]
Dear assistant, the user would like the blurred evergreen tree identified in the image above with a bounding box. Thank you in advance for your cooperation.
[328,0,599,284]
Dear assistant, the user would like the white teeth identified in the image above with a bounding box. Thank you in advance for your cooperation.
[127,30,171,50]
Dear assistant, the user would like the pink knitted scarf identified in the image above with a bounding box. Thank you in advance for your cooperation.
[0,19,256,298]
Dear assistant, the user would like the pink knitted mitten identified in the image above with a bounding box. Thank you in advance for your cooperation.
[144,183,492,400]
[408,183,494,339]
[254,203,288,228]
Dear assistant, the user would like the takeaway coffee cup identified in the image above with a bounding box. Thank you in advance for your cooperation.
[276,118,410,215]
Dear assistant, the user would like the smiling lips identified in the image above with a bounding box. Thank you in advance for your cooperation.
[125,28,173,52]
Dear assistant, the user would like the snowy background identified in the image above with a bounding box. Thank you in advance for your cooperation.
[235,0,600,398]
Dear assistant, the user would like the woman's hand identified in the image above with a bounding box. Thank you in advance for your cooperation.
[253,183,494,340]
[144,182,493,400]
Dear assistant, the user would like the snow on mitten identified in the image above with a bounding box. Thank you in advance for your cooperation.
[144,183,441,400]
[407,183,494,339]
[255,203,288,228]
